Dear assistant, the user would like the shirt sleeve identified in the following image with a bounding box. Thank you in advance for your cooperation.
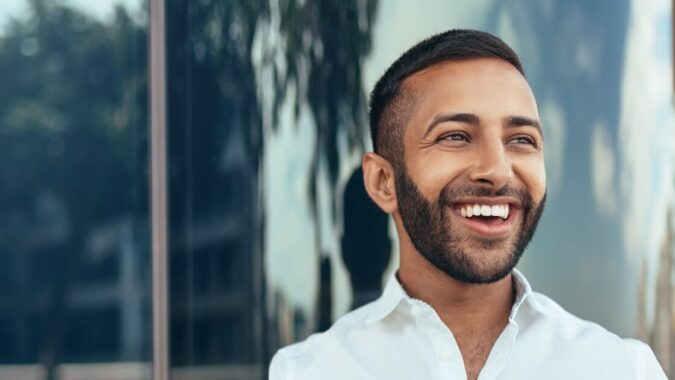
[269,350,288,380]
[623,339,668,380]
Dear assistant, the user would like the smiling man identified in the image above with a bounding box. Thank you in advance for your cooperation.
[269,30,666,380]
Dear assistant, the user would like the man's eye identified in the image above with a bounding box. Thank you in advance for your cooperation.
[439,132,469,142]
[509,136,536,145]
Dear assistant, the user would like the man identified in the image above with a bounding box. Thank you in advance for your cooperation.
[270,29,666,380]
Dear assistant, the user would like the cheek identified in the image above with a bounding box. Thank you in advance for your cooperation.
[514,158,546,201]
[409,156,465,195]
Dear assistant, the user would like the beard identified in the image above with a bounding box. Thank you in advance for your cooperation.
[395,166,546,284]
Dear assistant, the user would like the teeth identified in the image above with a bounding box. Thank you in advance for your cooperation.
[458,204,510,220]
[481,205,491,216]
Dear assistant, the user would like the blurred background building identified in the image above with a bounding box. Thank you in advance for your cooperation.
[0,0,672,379]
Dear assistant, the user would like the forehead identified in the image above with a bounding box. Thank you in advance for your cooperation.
[401,58,539,128]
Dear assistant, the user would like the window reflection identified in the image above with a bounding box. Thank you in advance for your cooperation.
[0,1,150,379]
[165,0,378,377]
[166,0,266,377]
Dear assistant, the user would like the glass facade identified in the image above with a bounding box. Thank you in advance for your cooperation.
[165,0,266,377]
[0,1,151,379]
[0,0,672,379]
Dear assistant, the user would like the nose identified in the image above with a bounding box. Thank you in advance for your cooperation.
[468,141,513,190]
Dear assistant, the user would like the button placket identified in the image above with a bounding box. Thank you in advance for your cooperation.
[407,299,467,377]
[476,322,519,379]
[410,304,467,379]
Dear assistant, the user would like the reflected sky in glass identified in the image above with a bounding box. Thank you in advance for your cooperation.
[0,0,141,29]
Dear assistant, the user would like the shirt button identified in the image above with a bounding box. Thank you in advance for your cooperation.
[438,350,454,361]
[411,305,423,317]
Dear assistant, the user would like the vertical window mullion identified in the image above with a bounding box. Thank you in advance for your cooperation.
[149,0,169,379]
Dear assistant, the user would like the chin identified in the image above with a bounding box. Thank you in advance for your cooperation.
[438,242,520,284]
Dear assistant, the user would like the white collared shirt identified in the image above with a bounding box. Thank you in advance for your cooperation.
[269,269,667,379]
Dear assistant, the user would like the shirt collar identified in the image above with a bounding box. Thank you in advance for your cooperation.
[365,268,534,324]
[509,268,533,321]
[365,270,408,324]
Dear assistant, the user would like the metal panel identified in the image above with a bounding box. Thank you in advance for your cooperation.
[149,0,169,379]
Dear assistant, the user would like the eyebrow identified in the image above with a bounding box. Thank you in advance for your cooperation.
[506,116,543,136]
[422,112,543,139]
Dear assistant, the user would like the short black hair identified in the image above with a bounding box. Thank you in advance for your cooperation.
[369,29,524,163]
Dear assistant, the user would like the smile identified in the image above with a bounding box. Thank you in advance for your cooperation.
[458,204,509,219]
[450,200,519,238]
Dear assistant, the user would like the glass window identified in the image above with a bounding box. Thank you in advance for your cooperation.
[0,1,150,379]
[165,1,266,378]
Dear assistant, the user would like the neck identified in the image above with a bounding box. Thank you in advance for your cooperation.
[398,239,515,334]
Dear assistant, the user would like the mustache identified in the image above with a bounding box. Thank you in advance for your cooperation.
[438,184,534,206]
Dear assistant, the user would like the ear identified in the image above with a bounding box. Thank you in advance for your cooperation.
[362,152,398,214]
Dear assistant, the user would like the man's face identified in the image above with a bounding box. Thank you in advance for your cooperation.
[394,58,546,284]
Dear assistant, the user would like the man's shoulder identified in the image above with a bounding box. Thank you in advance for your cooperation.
[519,291,666,378]
[269,302,379,379]
[526,290,626,341]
